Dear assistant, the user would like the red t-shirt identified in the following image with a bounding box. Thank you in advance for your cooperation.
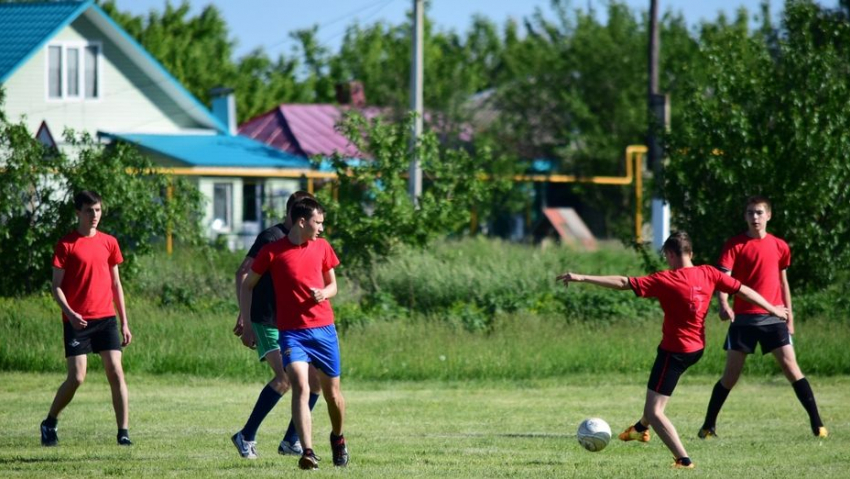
[52,230,123,322]
[251,237,340,331]
[717,233,790,315]
[629,265,741,353]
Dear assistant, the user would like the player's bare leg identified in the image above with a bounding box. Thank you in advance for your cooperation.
[644,390,689,461]
[719,350,747,389]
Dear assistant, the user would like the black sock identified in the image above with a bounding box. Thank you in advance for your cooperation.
[792,377,823,433]
[633,421,648,433]
[118,428,129,438]
[702,380,731,430]
[44,415,58,428]
[331,432,345,443]
[304,447,315,457]
[677,457,693,466]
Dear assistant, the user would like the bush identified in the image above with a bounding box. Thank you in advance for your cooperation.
[0,90,204,295]
[663,2,850,291]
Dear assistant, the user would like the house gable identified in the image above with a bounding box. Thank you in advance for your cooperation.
[0,1,225,139]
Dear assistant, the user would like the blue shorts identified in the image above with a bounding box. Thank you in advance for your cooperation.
[279,325,341,378]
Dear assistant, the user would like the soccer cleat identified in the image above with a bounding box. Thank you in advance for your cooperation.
[672,458,696,469]
[40,420,58,447]
[331,434,349,467]
[815,427,829,438]
[298,450,320,470]
[618,425,650,442]
[117,434,133,446]
[697,427,717,439]
[231,431,258,459]
[278,439,303,456]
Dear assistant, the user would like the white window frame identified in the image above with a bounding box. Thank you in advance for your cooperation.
[45,41,102,102]
[212,182,233,231]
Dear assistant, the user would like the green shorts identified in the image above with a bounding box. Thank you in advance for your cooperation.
[251,323,280,361]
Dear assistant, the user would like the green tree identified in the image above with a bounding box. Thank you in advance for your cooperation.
[663,0,850,290]
[0,90,204,296]
[315,113,510,285]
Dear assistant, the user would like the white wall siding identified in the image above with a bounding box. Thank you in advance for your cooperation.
[3,14,204,141]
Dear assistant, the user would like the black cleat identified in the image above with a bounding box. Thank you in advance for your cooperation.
[117,434,133,446]
[331,434,349,467]
[40,420,58,447]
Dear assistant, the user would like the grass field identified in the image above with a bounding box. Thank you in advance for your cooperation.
[1,372,847,478]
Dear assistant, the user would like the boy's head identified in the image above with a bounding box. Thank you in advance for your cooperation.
[744,195,772,233]
[290,198,325,241]
[662,231,693,258]
[73,190,103,231]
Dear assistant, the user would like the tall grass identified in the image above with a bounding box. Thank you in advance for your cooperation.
[3,238,847,379]
[3,296,848,379]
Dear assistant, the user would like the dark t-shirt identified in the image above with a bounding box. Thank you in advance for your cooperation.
[246,223,288,326]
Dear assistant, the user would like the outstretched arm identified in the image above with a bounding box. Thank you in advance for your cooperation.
[737,284,789,321]
[556,272,631,290]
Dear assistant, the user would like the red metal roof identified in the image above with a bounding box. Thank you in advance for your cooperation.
[238,104,385,159]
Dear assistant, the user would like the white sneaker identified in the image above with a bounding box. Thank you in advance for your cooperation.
[231,432,257,459]
[278,439,303,456]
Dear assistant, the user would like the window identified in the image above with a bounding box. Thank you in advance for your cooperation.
[67,47,80,97]
[85,45,99,98]
[242,183,263,223]
[46,42,101,100]
[213,183,233,229]
[48,46,62,98]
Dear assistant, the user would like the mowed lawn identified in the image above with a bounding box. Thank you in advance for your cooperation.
[1,372,847,478]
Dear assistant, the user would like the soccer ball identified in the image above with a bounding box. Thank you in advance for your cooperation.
[577,418,611,452]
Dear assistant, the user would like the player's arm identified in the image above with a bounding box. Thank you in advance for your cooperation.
[111,264,132,347]
[239,271,261,349]
[780,268,794,334]
[737,284,788,321]
[312,268,338,303]
[233,256,254,336]
[556,272,630,290]
[51,267,86,330]
[716,268,735,321]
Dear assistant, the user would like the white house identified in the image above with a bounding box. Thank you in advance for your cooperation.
[0,0,312,246]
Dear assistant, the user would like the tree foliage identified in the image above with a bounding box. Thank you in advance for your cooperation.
[315,113,510,284]
[663,0,850,290]
[0,90,204,296]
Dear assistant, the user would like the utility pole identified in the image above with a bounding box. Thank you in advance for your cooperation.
[647,0,669,249]
[409,0,424,201]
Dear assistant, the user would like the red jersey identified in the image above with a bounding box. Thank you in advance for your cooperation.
[251,237,340,331]
[717,233,790,315]
[630,266,741,353]
[52,230,123,322]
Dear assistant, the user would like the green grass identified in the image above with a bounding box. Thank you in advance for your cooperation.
[1,372,847,478]
[4,295,850,379]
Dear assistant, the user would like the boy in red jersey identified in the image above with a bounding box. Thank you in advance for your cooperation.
[41,191,133,447]
[239,198,348,470]
[698,196,827,439]
[557,232,787,469]
[230,190,322,459]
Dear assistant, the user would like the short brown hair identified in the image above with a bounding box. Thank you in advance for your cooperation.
[286,190,313,215]
[290,197,324,222]
[74,191,102,210]
[662,231,693,256]
[745,195,772,212]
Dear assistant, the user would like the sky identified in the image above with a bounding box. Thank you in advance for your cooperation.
[114,0,841,60]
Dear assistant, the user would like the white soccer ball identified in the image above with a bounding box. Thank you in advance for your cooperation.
[577,417,611,452]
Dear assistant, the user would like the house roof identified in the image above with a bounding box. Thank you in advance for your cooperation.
[0,1,226,133]
[238,104,385,158]
[100,132,312,168]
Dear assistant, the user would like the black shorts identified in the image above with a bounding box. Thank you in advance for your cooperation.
[63,317,122,357]
[647,347,703,396]
[724,322,791,355]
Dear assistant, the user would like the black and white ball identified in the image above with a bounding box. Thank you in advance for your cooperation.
[577,418,611,452]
